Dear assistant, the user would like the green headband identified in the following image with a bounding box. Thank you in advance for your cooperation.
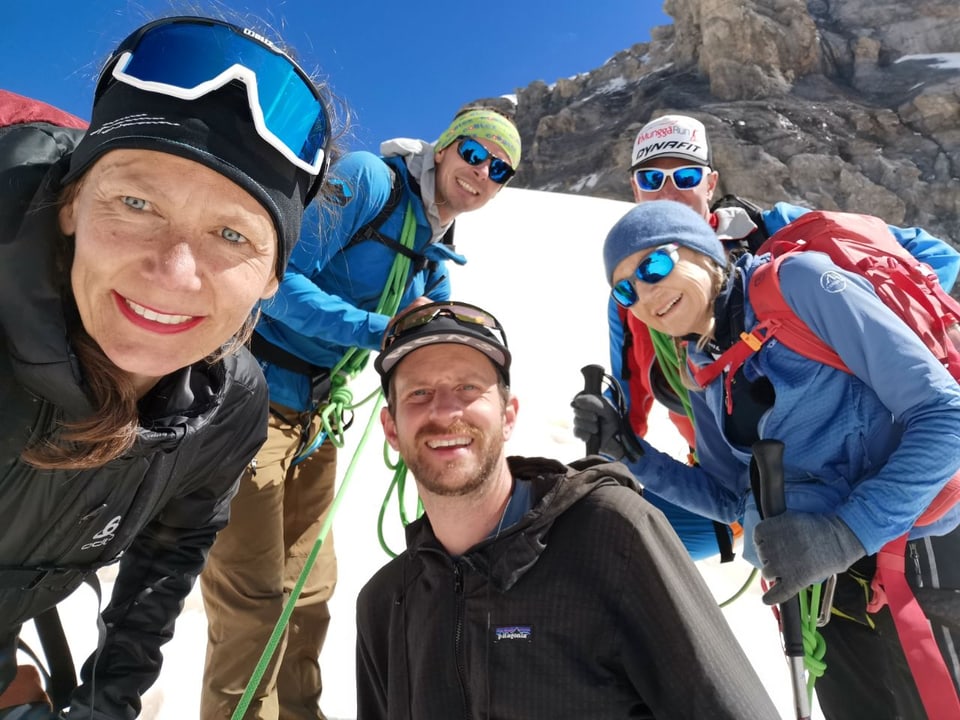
[435,109,522,168]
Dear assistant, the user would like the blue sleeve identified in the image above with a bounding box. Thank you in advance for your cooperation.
[762,202,960,291]
[622,433,745,525]
[260,152,396,352]
[760,202,810,236]
[778,253,960,552]
[885,224,960,291]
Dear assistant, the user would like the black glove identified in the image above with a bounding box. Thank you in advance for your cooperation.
[571,391,643,462]
[754,511,866,606]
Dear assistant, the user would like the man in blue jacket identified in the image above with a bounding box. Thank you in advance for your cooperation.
[199,107,521,720]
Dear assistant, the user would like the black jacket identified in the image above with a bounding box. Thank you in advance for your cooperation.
[356,456,779,719]
[0,108,269,718]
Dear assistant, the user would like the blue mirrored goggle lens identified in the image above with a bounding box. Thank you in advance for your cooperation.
[457,137,515,185]
[610,246,679,308]
[118,21,327,165]
[611,279,638,308]
[635,166,705,192]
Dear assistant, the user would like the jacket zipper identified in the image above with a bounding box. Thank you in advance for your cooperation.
[454,562,472,719]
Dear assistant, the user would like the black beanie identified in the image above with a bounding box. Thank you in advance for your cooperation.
[63,80,322,277]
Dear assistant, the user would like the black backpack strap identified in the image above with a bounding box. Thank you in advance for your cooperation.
[343,163,406,251]
[32,606,76,711]
[249,331,328,379]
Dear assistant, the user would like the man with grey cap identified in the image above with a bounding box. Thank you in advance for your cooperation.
[355,301,780,719]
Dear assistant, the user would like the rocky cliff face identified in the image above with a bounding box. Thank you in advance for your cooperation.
[503,0,960,243]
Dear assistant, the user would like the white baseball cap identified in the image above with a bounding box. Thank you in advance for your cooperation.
[631,114,712,169]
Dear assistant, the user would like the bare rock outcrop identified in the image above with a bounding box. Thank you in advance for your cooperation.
[504,0,960,245]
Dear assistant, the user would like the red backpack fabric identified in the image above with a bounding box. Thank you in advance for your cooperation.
[692,210,960,397]
[0,89,87,130]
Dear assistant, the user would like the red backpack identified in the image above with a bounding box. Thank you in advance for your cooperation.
[690,209,960,718]
[692,209,960,403]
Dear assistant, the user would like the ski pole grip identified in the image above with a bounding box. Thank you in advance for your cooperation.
[581,364,605,456]
[751,440,805,662]
[753,439,786,519]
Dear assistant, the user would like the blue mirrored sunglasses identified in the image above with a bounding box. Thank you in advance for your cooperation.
[456,137,516,185]
[611,244,680,308]
[102,17,329,175]
[634,166,707,192]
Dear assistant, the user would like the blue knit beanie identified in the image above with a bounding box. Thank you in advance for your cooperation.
[602,200,727,283]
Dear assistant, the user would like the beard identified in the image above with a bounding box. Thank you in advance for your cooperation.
[401,419,504,498]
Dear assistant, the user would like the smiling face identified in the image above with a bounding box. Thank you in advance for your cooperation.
[59,149,280,394]
[631,156,718,219]
[433,137,507,225]
[381,343,517,499]
[612,245,719,337]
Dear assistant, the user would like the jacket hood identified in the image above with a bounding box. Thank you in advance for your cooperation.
[406,455,639,592]
[380,137,450,242]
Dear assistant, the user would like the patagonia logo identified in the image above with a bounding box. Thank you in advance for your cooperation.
[495,625,532,642]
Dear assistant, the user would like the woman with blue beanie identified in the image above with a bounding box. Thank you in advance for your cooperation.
[574,199,960,719]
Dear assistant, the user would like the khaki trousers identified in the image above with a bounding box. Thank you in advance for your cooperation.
[200,404,338,720]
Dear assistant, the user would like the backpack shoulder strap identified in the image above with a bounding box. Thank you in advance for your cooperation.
[748,252,848,373]
[343,162,407,252]
[688,255,849,414]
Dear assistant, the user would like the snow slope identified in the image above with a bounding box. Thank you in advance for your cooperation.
[24,187,823,719]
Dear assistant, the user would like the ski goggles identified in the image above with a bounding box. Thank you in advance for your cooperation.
[100,16,329,175]
[382,301,509,353]
[634,166,707,192]
[456,137,516,185]
[611,243,680,308]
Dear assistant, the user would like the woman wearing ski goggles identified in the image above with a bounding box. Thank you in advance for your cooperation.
[68,15,335,277]
[0,15,341,720]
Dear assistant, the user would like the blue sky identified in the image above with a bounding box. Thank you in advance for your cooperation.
[2,0,670,153]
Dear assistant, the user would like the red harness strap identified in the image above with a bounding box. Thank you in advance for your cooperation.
[866,476,960,719]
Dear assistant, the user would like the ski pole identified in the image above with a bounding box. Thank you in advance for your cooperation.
[752,439,812,720]
[580,364,606,455]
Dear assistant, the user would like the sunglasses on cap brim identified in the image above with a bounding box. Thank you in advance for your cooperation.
[611,243,680,308]
[382,301,508,353]
[634,166,708,193]
[455,137,516,185]
[102,16,329,176]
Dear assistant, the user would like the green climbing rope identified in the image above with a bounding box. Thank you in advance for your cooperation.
[230,202,418,719]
